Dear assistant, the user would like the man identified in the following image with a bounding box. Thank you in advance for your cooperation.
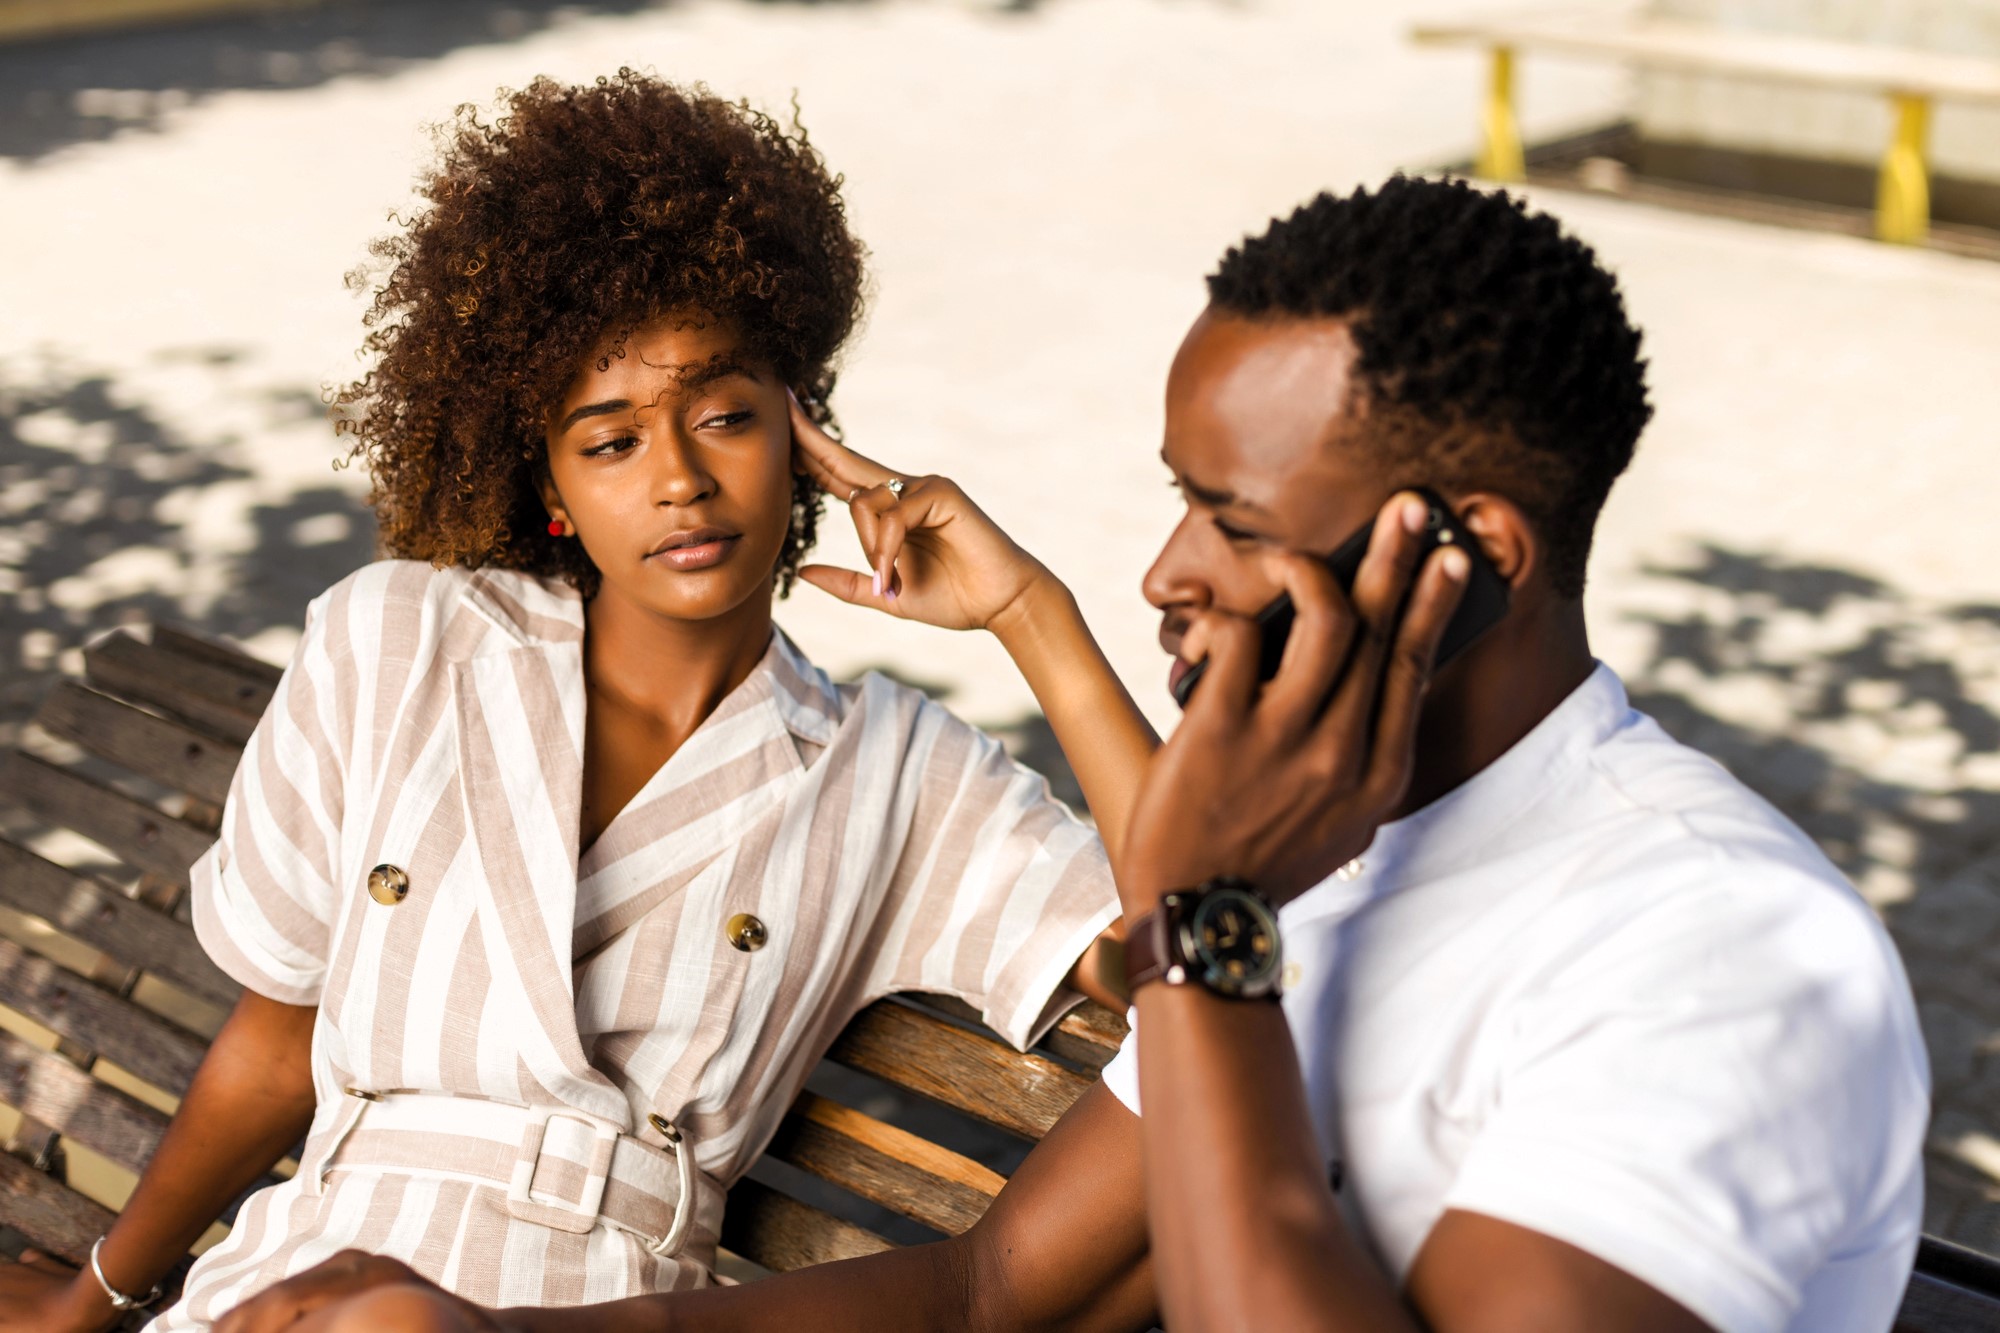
[215,176,1928,1333]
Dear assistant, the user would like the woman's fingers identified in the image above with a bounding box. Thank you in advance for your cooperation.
[788,390,894,496]
[798,564,891,610]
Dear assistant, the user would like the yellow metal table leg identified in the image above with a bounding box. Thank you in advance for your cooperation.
[1477,46,1526,183]
[1876,93,1931,245]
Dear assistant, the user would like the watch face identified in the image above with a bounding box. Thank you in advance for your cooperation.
[1183,887,1281,997]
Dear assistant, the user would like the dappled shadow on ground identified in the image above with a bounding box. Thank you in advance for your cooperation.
[0,363,375,742]
[1621,544,2000,1247]
[0,0,1063,163]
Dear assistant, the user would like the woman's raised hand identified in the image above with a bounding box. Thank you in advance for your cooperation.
[789,392,1054,634]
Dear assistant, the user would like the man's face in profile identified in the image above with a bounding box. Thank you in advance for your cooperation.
[1146,308,1392,696]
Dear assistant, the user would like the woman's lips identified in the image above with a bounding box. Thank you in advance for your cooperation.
[648,534,741,571]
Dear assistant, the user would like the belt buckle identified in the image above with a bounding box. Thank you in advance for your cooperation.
[506,1106,621,1234]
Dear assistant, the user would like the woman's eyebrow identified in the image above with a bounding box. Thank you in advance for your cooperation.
[556,399,632,434]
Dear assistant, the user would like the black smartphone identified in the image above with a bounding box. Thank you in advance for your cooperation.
[1171,488,1510,709]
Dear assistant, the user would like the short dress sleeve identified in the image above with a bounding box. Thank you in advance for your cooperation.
[189,588,355,1006]
[864,688,1120,1052]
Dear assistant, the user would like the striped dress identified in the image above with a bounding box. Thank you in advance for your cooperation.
[154,561,1117,1328]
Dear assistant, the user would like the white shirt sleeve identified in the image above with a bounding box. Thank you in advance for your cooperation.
[1100,1009,1141,1113]
[1443,862,1929,1333]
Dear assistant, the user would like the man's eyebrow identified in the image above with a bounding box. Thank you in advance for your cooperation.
[1161,454,1275,516]
[556,399,632,435]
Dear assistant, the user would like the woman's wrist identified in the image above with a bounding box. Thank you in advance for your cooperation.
[984,565,1073,657]
[57,1269,121,1333]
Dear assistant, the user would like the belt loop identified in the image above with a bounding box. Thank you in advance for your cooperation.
[302,1090,374,1197]
[645,1119,697,1258]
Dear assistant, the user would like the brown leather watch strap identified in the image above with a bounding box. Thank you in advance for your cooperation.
[1123,895,1182,993]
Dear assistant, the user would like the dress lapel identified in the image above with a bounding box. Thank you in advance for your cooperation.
[451,578,629,1122]
[570,631,831,957]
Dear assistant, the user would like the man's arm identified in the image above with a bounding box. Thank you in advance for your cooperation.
[1130,984,1711,1333]
[1118,497,1714,1333]
[217,1083,1155,1333]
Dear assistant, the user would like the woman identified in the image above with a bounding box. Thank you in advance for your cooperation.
[0,71,1151,1332]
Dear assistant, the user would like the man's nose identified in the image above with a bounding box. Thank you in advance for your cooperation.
[1142,513,1212,613]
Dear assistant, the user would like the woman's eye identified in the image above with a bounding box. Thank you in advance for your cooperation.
[582,435,638,457]
[698,410,754,431]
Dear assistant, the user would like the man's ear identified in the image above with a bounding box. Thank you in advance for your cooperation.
[1454,492,1538,591]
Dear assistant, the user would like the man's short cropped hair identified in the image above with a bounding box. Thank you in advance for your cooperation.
[1208,176,1652,598]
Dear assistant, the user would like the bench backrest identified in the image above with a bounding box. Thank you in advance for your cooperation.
[0,625,1122,1304]
[2,626,1995,1330]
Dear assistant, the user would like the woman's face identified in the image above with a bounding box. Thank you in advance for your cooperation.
[541,314,796,623]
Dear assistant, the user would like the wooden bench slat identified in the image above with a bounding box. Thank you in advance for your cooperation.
[36,683,240,808]
[1045,1001,1125,1071]
[762,1092,1003,1237]
[827,1000,1091,1142]
[0,1150,119,1266]
[85,631,269,747]
[0,839,239,1010]
[720,1177,893,1273]
[0,751,213,886]
[919,993,1125,1074]
[0,1028,169,1175]
[152,625,283,690]
[0,936,207,1097]
[1411,11,2000,103]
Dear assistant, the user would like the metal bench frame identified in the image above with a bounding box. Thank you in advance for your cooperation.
[1412,8,2000,246]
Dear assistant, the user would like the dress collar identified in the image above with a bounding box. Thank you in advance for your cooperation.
[456,568,841,752]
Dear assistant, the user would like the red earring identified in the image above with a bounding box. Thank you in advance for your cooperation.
[547,518,566,537]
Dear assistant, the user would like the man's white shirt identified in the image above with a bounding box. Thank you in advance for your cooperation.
[1102,664,1929,1333]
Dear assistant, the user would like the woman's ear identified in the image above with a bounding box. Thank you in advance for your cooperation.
[535,465,564,524]
[1455,492,1538,591]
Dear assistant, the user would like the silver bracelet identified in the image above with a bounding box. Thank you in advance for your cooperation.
[88,1237,163,1312]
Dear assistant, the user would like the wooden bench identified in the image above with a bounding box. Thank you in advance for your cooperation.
[1,625,1996,1329]
[1411,8,2000,245]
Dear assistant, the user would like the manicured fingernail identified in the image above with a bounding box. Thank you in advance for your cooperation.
[1402,495,1428,533]
[1441,547,1470,580]
[886,588,899,602]
[871,572,883,597]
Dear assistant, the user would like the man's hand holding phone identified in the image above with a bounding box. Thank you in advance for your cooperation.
[1121,493,1470,917]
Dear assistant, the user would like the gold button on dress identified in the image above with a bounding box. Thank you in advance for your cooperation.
[724,913,767,952]
[367,864,409,905]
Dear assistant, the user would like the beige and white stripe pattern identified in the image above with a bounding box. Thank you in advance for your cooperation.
[159,561,1117,1329]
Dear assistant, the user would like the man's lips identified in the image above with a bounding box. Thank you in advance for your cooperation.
[646,526,741,571]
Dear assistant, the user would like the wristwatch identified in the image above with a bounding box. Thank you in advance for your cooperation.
[1124,877,1284,1000]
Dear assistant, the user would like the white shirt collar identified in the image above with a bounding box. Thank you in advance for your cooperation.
[1290,662,1632,919]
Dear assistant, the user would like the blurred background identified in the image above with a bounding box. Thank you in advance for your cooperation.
[2,0,1998,1262]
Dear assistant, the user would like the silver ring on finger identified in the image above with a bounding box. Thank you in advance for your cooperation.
[884,478,905,499]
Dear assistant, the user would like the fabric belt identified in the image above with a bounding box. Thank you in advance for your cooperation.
[298,1089,723,1260]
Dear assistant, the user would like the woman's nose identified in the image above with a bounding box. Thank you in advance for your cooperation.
[649,431,716,507]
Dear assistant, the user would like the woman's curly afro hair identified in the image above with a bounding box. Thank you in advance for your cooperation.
[334,69,867,597]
